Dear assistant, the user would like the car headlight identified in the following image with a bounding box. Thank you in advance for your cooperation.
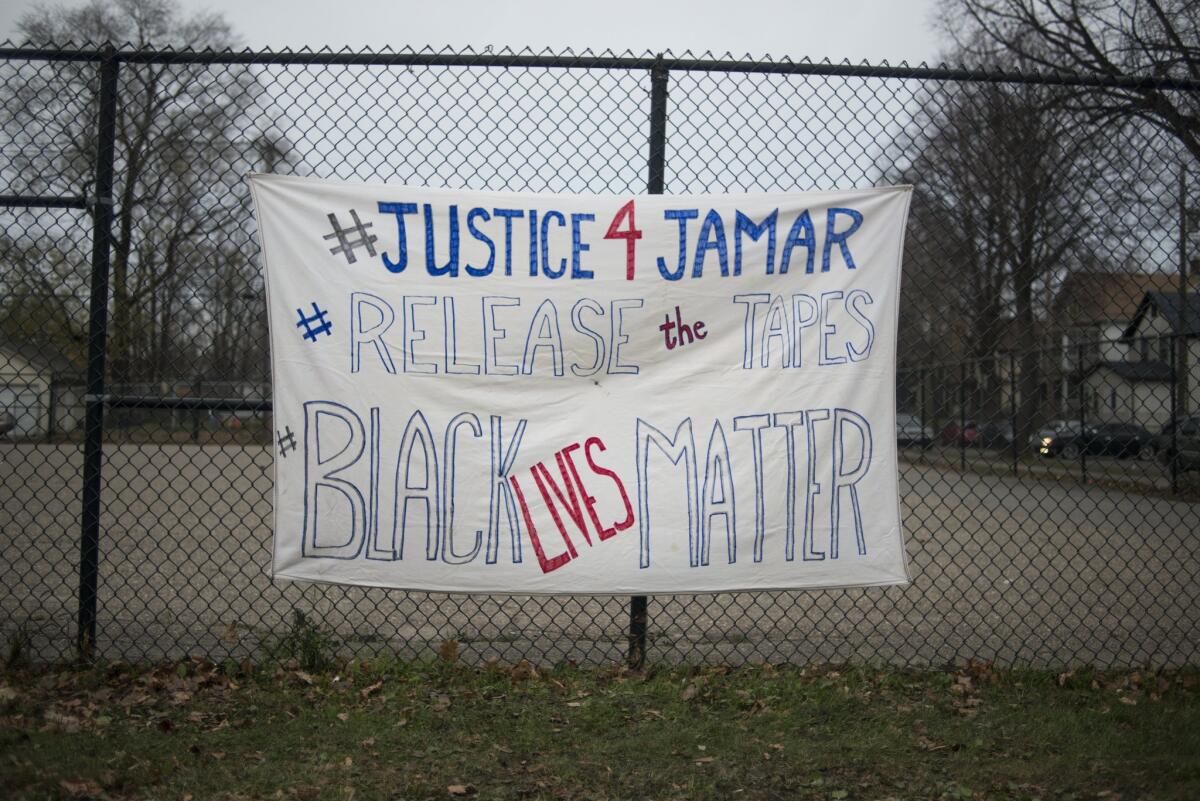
[1041,437,1053,446]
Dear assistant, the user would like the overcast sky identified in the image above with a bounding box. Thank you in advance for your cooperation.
[0,0,945,64]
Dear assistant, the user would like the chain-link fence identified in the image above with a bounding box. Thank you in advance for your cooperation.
[1,45,1198,668]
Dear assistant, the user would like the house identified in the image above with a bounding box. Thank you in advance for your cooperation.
[1081,360,1173,430]
[1053,270,1198,424]
[1054,269,1197,373]
[1114,290,1200,427]
[0,337,85,438]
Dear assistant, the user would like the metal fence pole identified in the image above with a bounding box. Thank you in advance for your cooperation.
[77,46,119,659]
[1077,343,1088,485]
[919,365,927,463]
[46,377,57,443]
[628,54,669,671]
[1009,350,1018,477]
[1178,165,1189,419]
[959,360,967,472]
[1170,337,1178,495]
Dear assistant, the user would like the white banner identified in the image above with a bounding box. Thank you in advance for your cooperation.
[250,174,912,594]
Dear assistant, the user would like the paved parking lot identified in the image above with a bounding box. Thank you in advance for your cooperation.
[2,441,1198,667]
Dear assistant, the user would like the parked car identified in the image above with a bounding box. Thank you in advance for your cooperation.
[939,420,979,447]
[1039,422,1155,460]
[978,420,1014,450]
[1155,415,1200,472]
[1029,419,1084,448]
[896,413,933,448]
[0,408,15,437]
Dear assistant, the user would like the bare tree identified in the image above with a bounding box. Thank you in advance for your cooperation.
[940,0,1200,161]
[3,0,282,386]
[895,71,1112,443]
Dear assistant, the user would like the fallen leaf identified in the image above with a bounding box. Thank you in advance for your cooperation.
[447,784,476,796]
[58,780,103,798]
[337,712,350,721]
[680,683,699,701]
[44,711,82,733]
[437,640,460,663]
[694,756,716,765]
[510,660,538,681]
[360,680,383,700]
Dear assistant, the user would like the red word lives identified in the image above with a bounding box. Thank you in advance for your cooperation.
[659,305,708,350]
[508,437,635,573]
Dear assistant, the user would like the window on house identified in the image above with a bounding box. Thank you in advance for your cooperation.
[1159,336,1172,363]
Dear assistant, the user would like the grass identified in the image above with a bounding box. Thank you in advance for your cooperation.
[1,658,1198,800]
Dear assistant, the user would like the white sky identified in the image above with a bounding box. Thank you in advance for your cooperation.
[0,0,945,64]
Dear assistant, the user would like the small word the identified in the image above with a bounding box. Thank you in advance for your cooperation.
[658,305,707,350]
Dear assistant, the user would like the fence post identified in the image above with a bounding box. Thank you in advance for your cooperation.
[77,46,119,659]
[1170,336,1178,495]
[46,377,57,443]
[1009,350,1018,477]
[191,377,203,442]
[918,365,927,463]
[959,360,966,472]
[628,53,668,671]
[1178,165,1189,419]
[1077,343,1088,485]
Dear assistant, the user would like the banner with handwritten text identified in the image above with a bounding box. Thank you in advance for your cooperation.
[250,175,912,594]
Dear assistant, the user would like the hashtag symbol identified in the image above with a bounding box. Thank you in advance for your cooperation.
[322,209,377,264]
[296,302,332,342]
[277,426,297,457]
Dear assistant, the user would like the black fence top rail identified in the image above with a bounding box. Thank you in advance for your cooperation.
[2,43,1199,93]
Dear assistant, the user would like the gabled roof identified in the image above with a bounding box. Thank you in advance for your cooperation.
[1085,360,1173,382]
[1121,291,1200,339]
[0,336,84,377]
[1055,271,1197,327]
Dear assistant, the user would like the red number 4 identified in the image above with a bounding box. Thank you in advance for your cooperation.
[604,200,643,280]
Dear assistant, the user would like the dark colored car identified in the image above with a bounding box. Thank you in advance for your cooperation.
[896,413,933,448]
[1155,415,1200,472]
[0,409,15,437]
[1039,422,1155,460]
[1029,419,1085,449]
[977,421,1014,450]
[939,420,979,447]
